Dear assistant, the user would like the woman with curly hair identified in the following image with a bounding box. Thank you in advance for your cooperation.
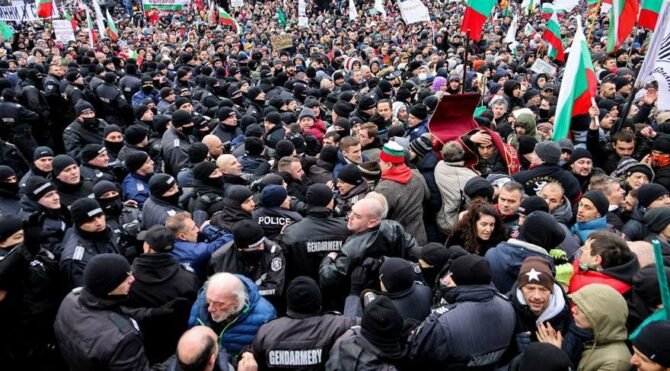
[447,200,507,255]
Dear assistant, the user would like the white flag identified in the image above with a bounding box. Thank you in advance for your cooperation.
[637,1,670,110]
[91,0,106,40]
[397,0,430,25]
[374,0,387,18]
[349,0,357,21]
[504,14,518,44]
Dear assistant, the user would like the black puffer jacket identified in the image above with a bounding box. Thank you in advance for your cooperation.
[59,227,121,290]
[18,197,69,257]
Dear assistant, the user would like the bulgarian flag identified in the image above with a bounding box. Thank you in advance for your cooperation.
[542,9,565,62]
[541,3,554,19]
[208,2,217,24]
[607,0,639,52]
[85,6,95,48]
[460,0,496,42]
[105,10,118,40]
[35,0,53,18]
[639,0,663,30]
[64,10,77,31]
[553,19,597,141]
[218,7,241,35]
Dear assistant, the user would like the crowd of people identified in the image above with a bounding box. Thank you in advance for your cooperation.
[0,0,670,370]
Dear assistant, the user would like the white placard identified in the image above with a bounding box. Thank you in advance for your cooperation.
[530,59,557,76]
[398,0,429,25]
[231,0,243,7]
[53,19,75,43]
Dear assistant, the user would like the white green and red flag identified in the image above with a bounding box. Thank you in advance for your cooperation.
[543,9,565,62]
[105,10,118,40]
[218,7,241,35]
[541,3,554,18]
[460,0,496,42]
[64,10,77,31]
[639,0,663,30]
[553,19,598,141]
[607,0,639,52]
[85,6,95,48]
[35,0,53,18]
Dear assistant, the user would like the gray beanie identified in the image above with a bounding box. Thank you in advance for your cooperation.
[534,141,561,165]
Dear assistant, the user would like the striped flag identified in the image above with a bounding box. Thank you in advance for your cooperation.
[543,8,565,62]
[218,7,241,35]
[85,6,95,48]
[91,0,107,40]
[35,0,53,18]
[607,0,639,52]
[639,0,663,30]
[553,19,598,141]
[460,0,496,42]
[105,10,118,40]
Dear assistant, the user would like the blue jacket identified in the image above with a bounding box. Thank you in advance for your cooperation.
[188,274,277,357]
[332,150,368,180]
[406,120,429,142]
[484,239,554,294]
[131,89,159,107]
[570,215,608,245]
[122,172,151,208]
[171,225,233,280]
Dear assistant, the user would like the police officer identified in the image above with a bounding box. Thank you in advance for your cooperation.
[44,65,68,151]
[63,70,87,117]
[246,277,357,371]
[59,198,121,290]
[63,101,109,160]
[252,185,302,240]
[142,174,185,228]
[188,161,226,219]
[118,63,141,102]
[95,72,133,127]
[93,181,142,262]
[278,184,351,281]
[79,144,117,184]
[0,88,38,160]
[161,109,195,177]
[19,68,52,148]
[209,219,286,303]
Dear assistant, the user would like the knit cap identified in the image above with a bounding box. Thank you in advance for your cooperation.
[232,219,265,249]
[409,135,432,158]
[379,141,405,164]
[52,154,77,176]
[24,176,56,201]
[534,141,561,165]
[124,151,150,173]
[582,190,609,217]
[84,254,131,297]
[638,183,669,209]
[517,256,555,291]
[261,185,288,207]
[337,164,364,186]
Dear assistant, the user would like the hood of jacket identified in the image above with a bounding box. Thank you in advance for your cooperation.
[551,196,573,225]
[131,253,181,284]
[570,284,628,344]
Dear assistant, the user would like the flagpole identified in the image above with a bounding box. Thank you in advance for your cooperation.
[612,85,638,134]
[586,0,602,45]
[461,31,469,94]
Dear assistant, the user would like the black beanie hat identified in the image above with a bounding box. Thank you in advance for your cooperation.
[652,136,670,154]
[33,146,54,160]
[247,86,263,100]
[319,145,339,165]
[226,185,252,204]
[75,100,95,116]
[358,96,376,111]
[360,296,403,353]
[518,196,549,216]
[644,207,670,234]
[306,184,332,207]
[519,343,571,371]
[52,154,77,176]
[245,137,265,156]
[70,198,104,225]
[232,219,265,249]
[0,215,23,242]
[520,211,565,249]
[93,180,119,199]
[517,135,538,156]
[171,110,192,127]
[632,320,670,368]
[149,174,176,196]
[84,253,131,297]
[193,161,218,181]
[275,140,295,157]
[124,151,149,173]
[24,176,56,201]
[582,190,609,217]
[124,125,148,145]
[286,276,322,316]
[175,97,191,110]
[133,104,151,120]
[409,104,428,120]
[104,124,122,139]
[567,148,593,165]
[80,144,106,163]
[333,102,354,117]
[449,254,491,285]
[261,185,288,207]
[188,143,210,163]
[464,176,494,201]
[338,164,364,186]
[638,183,669,208]
[420,242,450,270]
[379,257,415,292]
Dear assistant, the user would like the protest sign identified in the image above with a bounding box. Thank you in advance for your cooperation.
[271,34,293,50]
[398,0,430,25]
[53,19,75,43]
[530,59,557,76]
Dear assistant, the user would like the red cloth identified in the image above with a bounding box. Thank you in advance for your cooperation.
[381,164,413,184]
[568,260,632,295]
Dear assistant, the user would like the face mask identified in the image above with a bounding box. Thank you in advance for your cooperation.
[232,96,245,105]
[538,108,549,120]
[206,176,224,189]
[142,86,153,93]
[180,125,194,136]
[418,72,428,81]
[0,181,19,195]
[99,195,123,216]
[83,117,97,126]
[162,190,182,207]
[105,140,123,153]
[652,153,670,168]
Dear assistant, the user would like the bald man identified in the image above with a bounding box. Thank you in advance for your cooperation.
[202,135,224,159]
[319,198,418,304]
[174,326,259,371]
[216,154,247,186]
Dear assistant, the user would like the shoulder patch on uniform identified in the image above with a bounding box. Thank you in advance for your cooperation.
[167,209,177,216]
[73,245,85,261]
[136,183,145,192]
[271,256,283,272]
[173,138,180,147]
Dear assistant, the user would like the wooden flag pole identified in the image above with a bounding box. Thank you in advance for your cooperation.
[586,0,602,46]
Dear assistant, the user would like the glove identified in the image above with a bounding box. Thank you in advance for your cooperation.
[549,249,569,264]
[22,211,45,255]
[350,265,368,295]
[515,332,531,353]
[555,263,574,288]
[361,257,382,277]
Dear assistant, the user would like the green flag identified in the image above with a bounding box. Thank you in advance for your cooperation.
[0,21,13,41]
[278,8,287,28]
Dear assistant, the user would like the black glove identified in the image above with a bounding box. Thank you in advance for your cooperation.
[361,257,382,277]
[350,265,368,295]
[22,211,45,255]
